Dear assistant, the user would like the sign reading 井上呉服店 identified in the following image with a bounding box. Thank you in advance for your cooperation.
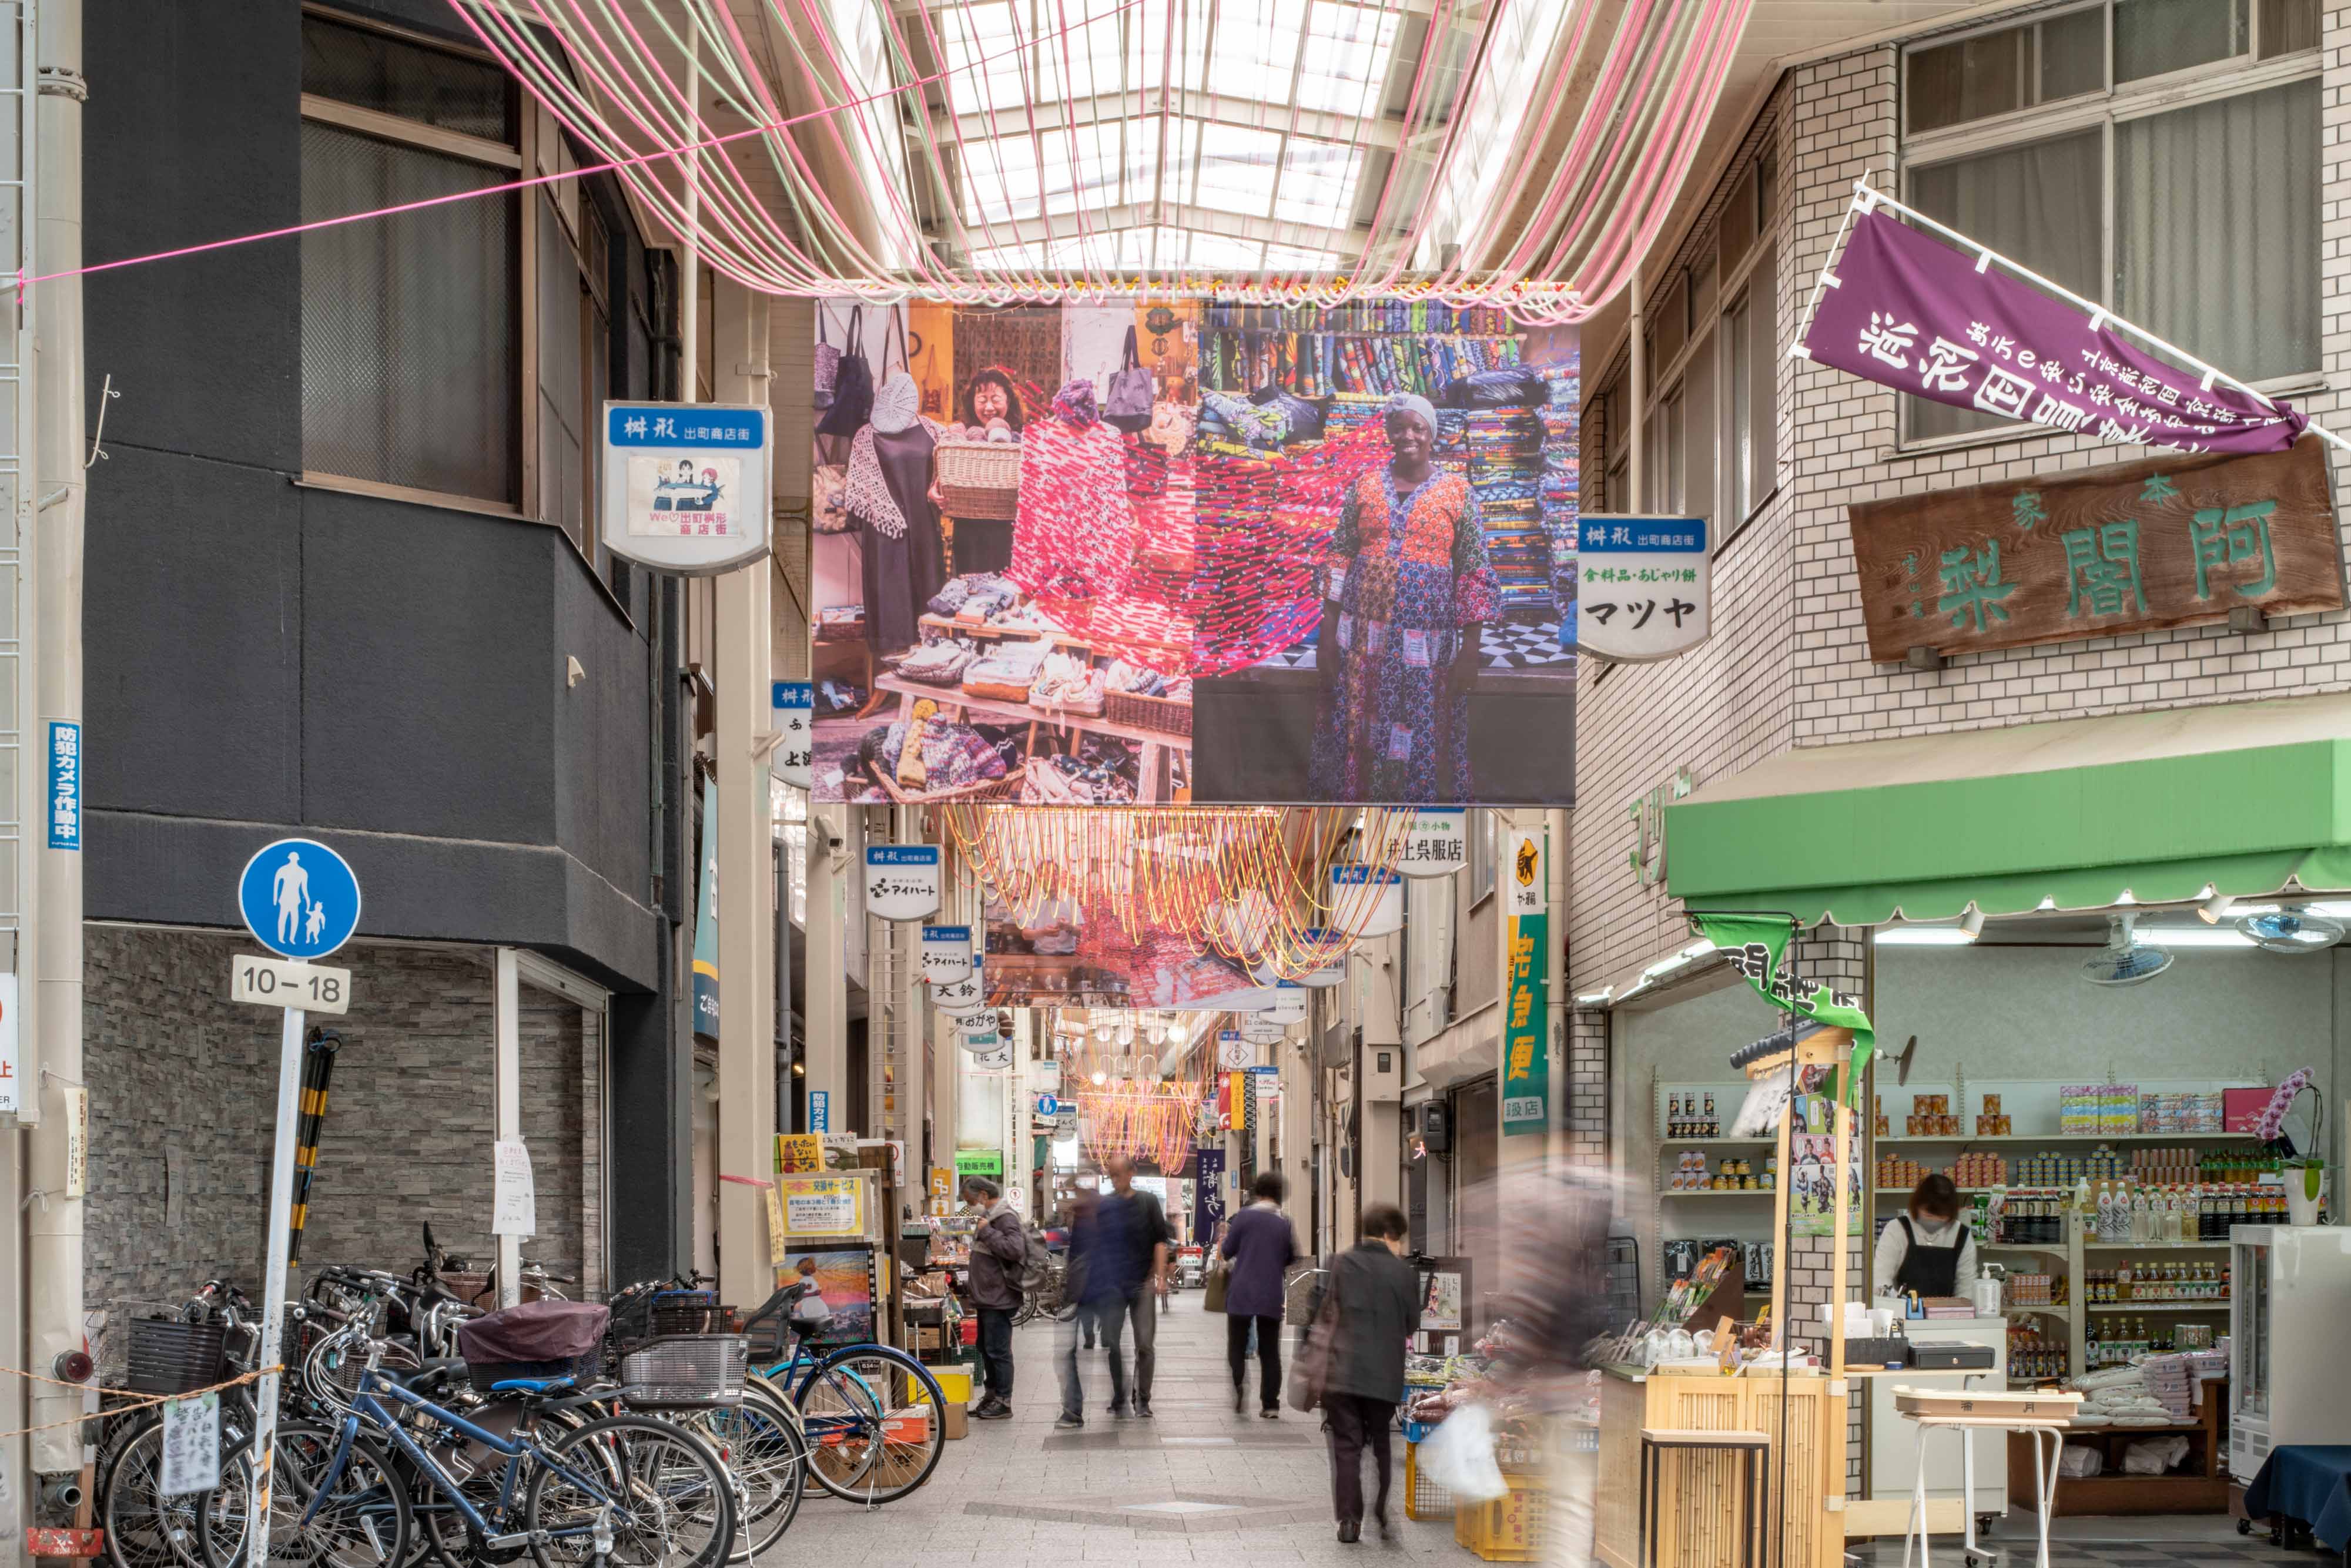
[1847,437,2345,664]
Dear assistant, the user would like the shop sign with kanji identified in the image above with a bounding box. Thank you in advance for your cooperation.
[863,844,942,922]
[1573,514,1710,662]
[1847,437,2344,664]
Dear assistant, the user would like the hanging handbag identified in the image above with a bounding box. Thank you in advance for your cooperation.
[1203,1254,1231,1314]
[1104,324,1154,433]
[915,327,945,417]
[1285,1269,1339,1413]
[814,310,840,409]
[815,305,873,438]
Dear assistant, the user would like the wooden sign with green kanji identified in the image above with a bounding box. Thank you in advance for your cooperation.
[1847,434,2343,662]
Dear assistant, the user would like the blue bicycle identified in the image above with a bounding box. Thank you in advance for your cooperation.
[742,1281,946,1505]
[205,1339,736,1568]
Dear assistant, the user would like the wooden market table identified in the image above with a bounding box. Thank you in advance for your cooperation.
[870,672,1189,803]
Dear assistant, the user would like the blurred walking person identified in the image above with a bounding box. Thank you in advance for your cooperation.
[1058,1158,1172,1424]
[1220,1171,1297,1417]
[961,1177,1024,1419]
[1312,1203,1420,1543]
[1054,1190,1101,1427]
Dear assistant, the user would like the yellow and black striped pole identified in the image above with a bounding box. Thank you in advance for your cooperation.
[287,1028,340,1265]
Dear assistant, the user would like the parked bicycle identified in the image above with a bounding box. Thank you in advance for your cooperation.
[741,1278,946,1506]
[94,1282,257,1568]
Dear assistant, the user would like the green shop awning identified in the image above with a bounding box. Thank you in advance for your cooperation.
[1664,692,2351,927]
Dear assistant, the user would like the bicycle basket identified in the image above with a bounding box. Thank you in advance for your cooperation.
[649,1302,741,1336]
[618,1335,747,1409]
[126,1318,228,1396]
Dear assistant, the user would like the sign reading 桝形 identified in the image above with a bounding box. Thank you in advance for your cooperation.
[864,845,941,922]
[600,402,772,575]
[1331,865,1404,938]
[772,682,813,790]
[1574,515,1710,662]
[1850,438,2344,664]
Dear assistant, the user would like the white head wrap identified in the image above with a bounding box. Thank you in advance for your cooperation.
[870,369,920,434]
[1385,393,1439,437]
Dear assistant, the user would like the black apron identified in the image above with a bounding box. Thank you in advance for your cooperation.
[1891,1215,1964,1296]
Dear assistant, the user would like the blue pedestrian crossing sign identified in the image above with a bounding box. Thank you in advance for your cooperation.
[237,838,361,961]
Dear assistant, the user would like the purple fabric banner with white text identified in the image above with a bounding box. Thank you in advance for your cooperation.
[1805,207,2305,456]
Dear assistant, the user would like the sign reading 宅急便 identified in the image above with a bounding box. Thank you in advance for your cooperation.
[600,401,772,575]
[1847,438,2344,664]
[1330,865,1405,938]
[864,845,941,922]
[1573,515,1710,662]
[1396,810,1466,879]
[1502,828,1549,1137]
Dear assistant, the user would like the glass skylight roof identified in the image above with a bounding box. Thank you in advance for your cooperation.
[922,0,1411,273]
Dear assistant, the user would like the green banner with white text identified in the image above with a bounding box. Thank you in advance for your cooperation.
[1690,912,1876,1103]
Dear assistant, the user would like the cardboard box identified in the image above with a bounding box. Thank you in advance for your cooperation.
[2226,1087,2275,1134]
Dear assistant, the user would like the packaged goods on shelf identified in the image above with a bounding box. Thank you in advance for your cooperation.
[2061,1084,2141,1136]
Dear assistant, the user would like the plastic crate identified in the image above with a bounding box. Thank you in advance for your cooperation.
[1453,1474,1546,1562]
[1403,1440,1455,1522]
[125,1319,227,1396]
[619,1334,747,1409]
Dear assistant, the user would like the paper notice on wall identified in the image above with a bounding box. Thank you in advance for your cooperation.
[492,1140,537,1238]
[158,1392,220,1497]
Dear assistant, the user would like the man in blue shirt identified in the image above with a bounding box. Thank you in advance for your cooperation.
[1056,1155,1174,1426]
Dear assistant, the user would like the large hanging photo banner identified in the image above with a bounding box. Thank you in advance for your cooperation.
[1803,206,2305,455]
[808,300,1579,808]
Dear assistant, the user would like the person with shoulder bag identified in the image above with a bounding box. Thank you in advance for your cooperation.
[961,1177,1027,1419]
[1311,1204,1421,1544]
[1219,1171,1297,1418]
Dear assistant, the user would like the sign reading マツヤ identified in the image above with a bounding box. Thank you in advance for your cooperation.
[1847,437,2345,664]
[1573,515,1710,662]
[600,401,772,575]
[237,839,361,961]
[864,845,942,922]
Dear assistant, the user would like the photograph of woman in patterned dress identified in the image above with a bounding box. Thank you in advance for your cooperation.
[1309,395,1500,802]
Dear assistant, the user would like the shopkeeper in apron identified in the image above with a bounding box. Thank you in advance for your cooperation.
[1872,1173,1980,1298]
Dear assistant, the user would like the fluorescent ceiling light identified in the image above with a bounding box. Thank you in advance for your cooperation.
[1873,927,1977,946]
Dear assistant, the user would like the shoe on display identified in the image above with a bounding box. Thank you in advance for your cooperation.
[1055,1412,1084,1429]
[1337,1521,1361,1544]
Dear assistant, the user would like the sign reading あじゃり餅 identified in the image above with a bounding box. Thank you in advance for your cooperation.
[1848,438,2344,663]
[1573,515,1710,663]
[601,403,771,575]
[865,845,941,922]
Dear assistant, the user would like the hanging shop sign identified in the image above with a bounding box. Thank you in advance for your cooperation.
[1194,1148,1227,1237]
[1034,1058,1061,1093]
[935,947,987,1014]
[1331,865,1405,937]
[772,682,813,789]
[958,1016,1005,1053]
[1269,980,1308,1024]
[921,924,975,984]
[1502,827,1548,1137]
[1804,202,2306,456]
[1398,810,1467,878]
[1848,438,2344,664]
[1573,515,1710,662]
[600,401,772,574]
[1217,1030,1252,1070]
[865,845,942,922]
[1297,930,1350,987]
[955,1148,1003,1178]
[1241,1017,1286,1046]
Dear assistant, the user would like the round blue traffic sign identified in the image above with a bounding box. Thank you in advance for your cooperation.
[1036,1094,1060,1117]
[237,838,361,960]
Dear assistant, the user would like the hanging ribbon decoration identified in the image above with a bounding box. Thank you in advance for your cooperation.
[943,806,1410,981]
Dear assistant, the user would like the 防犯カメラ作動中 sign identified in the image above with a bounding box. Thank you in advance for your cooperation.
[1848,438,2343,664]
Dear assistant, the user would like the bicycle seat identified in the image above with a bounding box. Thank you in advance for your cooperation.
[489,1374,577,1394]
[394,1358,466,1391]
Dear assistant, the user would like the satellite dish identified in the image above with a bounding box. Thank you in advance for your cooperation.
[2236,910,2346,954]
[2082,914,2173,987]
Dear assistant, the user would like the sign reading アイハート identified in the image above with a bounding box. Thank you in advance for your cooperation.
[864,845,941,922]
[1847,438,2344,664]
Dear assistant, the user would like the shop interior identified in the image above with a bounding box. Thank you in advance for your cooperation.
[1606,895,2351,1557]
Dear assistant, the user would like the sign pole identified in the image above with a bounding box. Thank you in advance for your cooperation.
[246,1003,306,1568]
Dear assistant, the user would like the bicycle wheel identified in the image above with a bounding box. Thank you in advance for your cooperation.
[795,1348,945,1505]
[524,1413,736,1568]
[672,1390,806,1560]
[200,1420,411,1568]
[105,1416,252,1568]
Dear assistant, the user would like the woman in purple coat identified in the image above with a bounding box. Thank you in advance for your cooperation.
[1219,1171,1298,1416]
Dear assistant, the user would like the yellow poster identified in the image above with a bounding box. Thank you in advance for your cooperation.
[779,1172,868,1239]
[776,1133,825,1174]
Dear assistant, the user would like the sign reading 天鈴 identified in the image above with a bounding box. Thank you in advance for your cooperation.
[1847,438,2343,664]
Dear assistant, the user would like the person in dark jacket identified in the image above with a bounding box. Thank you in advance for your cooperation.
[1219,1171,1298,1417]
[1059,1155,1174,1426]
[1312,1202,1422,1543]
[962,1177,1027,1419]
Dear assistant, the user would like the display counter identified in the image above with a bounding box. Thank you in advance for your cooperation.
[1595,1366,1846,1568]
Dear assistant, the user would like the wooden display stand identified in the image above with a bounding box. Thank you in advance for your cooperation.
[1594,1371,1846,1568]
[2008,1381,2228,1516]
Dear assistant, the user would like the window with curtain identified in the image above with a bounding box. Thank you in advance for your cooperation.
[300,15,519,502]
[1900,0,2319,445]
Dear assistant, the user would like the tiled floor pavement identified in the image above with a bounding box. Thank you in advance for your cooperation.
[772,1302,2312,1567]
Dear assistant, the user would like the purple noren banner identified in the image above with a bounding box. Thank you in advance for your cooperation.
[1194,1147,1225,1241]
[1804,207,2305,457]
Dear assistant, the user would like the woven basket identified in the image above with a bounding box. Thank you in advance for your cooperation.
[868,762,1024,806]
[1107,688,1191,737]
[937,442,1022,521]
